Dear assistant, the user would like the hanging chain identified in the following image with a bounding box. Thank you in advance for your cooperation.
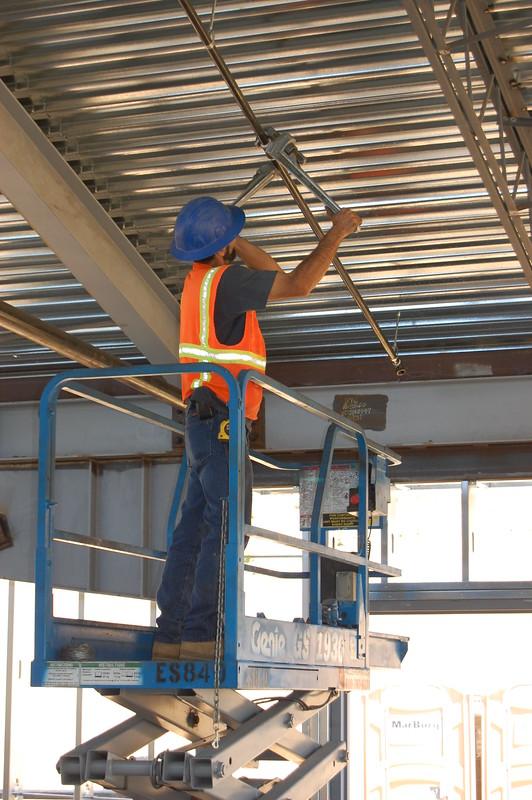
[212,496,227,749]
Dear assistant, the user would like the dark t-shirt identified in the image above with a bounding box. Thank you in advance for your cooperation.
[214,263,276,345]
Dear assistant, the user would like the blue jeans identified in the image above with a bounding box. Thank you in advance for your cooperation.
[155,405,252,643]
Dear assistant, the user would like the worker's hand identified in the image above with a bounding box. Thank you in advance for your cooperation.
[328,208,362,239]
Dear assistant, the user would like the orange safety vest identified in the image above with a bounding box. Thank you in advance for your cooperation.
[179,262,267,420]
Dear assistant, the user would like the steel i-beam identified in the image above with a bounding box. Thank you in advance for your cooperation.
[0,79,179,365]
[402,0,532,289]
[0,299,185,409]
[178,0,404,375]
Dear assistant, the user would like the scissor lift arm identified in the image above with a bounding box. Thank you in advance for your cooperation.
[58,688,348,799]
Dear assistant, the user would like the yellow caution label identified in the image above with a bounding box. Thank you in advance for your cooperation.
[217,419,230,441]
[322,512,357,528]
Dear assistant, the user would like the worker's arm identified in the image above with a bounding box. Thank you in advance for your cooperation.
[268,209,361,301]
[234,236,283,272]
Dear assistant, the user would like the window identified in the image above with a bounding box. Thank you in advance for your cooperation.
[387,484,462,582]
[469,481,532,581]
[245,490,303,621]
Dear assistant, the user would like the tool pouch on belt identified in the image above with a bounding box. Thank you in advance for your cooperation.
[189,390,230,441]
[189,389,251,438]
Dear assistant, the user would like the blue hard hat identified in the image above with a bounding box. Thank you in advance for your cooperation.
[171,196,245,260]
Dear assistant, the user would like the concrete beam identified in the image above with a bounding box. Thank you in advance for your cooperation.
[0,78,179,363]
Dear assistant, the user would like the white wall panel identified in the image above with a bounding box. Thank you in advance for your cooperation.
[265,376,532,451]
[0,397,173,459]
[0,461,175,595]
[145,461,182,592]
[0,395,177,589]
[52,465,91,592]
[93,464,143,595]
[0,470,38,585]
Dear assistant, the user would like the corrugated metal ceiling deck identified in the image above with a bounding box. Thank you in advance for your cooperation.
[1,0,532,379]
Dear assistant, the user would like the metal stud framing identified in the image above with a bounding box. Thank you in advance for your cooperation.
[402,0,532,287]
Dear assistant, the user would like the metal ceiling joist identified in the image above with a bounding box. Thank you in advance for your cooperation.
[178,0,404,376]
[454,0,532,235]
[461,0,532,172]
[2,0,532,374]
[402,0,532,290]
[0,78,179,364]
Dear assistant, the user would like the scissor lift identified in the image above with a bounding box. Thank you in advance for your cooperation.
[32,364,407,799]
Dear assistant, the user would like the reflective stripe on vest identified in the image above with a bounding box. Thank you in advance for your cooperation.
[192,266,217,388]
[179,343,266,370]
[179,267,266,390]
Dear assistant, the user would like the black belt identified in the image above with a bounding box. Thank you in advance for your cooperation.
[188,398,228,420]
[187,399,253,432]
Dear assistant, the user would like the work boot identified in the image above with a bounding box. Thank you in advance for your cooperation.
[180,641,220,660]
[152,640,181,661]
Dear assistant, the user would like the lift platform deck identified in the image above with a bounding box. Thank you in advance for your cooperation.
[36,617,407,692]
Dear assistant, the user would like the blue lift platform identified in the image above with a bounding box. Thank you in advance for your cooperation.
[32,364,407,799]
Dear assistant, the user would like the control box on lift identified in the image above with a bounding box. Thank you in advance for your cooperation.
[300,454,391,629]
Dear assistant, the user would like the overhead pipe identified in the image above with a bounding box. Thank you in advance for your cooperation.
[178,0,404,375]
[0,299,185,409]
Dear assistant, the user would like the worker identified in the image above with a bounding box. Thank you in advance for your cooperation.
[153,196,361,661]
